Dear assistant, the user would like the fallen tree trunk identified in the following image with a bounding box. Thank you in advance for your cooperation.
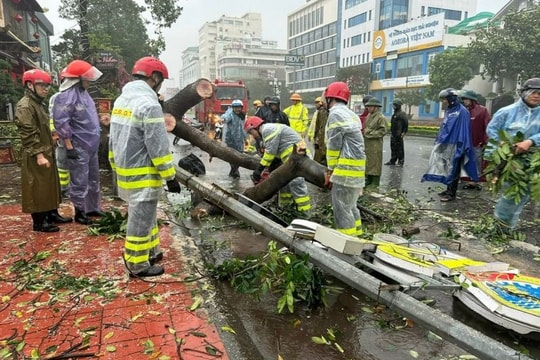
[163,79,327,192]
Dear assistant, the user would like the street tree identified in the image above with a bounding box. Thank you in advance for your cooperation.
[468,5,540,90]
[394,89,426,119]
[55,0,182,69]
[426,47,480,100]
[0,60,24,120]
[336,64,371,95]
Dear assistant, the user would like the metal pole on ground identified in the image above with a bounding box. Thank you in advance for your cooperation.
[175,167,533,360]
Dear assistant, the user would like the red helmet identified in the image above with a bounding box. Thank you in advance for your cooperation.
[22,69,52,85]
[244,116,264,132]
[132,56,169,79]
[64,60,102,81]
[324,82,351,103]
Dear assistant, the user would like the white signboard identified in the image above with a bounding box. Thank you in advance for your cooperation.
[373,13,445,57]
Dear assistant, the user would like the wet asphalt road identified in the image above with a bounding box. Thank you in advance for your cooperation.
[165,132,540,360]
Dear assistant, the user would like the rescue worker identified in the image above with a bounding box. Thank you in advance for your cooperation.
[252,99,263,115]
[262,96,290,126]
[255,95,272,120]
[246,116,311,213]
[385,98,408,166]
[49,93,70,197]
[15,69,62,232]
[48,68,70,198]
[422,88,478,202]
[323,82,366,236]
[485,78,540,230]
[460,90,491,189]
[221,99,246,178]
[283,93,309,137]
[307,96,328,165]
[52,60,104,225]
[109,56,181,278]
[363,98,387,188]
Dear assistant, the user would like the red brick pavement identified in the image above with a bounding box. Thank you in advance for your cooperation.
[0,203,229,359]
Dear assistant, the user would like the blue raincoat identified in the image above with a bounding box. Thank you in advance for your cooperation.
[422,103,478,185]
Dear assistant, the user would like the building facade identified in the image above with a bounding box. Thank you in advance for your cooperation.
[179,46,200,89]
[218,40,287,82]
[286,0,338,94]
[0,0,52,76]
[332,0,477,119]
[198,12,263,81]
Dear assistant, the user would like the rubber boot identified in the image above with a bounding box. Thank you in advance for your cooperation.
[47,209,73,224]
[365,175,372,187]
[32,212,60,233]
[74,208,92,225]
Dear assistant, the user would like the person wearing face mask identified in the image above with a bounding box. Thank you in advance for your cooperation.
[15,69,63,233]
[422,88,478,202]
[485,78,540,230]
[109,56,181,278]
[52,60,104,225]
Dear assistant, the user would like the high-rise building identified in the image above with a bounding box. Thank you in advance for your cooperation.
[181,12,288,89]
[198,13,263,81]
[179,47,200,89]
[341,0,477,119]
[286,0,478,117]
[286,0,339,93]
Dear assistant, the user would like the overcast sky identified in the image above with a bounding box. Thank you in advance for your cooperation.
[44,0,509,88]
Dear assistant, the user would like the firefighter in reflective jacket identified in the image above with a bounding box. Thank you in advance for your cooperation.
[324,82,366,236]
[246,116,311,212]
[283,93,309,137]
[109,57,181,278]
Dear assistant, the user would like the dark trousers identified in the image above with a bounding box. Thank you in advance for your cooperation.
[446,157,465,197]
[389,135,405,163]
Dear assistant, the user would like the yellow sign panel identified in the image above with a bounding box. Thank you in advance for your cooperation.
[372,13,445,58]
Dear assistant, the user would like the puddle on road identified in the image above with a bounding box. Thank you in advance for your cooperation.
[170,135,539,359]
[181,218,478,360]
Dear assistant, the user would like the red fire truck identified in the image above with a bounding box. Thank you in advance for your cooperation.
[194,79,249,126]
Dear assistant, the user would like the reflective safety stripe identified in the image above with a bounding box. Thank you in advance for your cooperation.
[117,178,163,189]
[294,195,311,212]
[279,192,294,205]
[115,166,159,176]
[338,158,365,166]
[261,153,276,167]
[157,166,176,179]
[355,219,363,236]
[328,121,349,130]
[263,127,280,143]
[336,227,357,236]
[58,168,70,186]
[152,153,173,166]
[333,168,365,177]
[279,146,293,161]
[112,108,133,118]
[327,149,340,157]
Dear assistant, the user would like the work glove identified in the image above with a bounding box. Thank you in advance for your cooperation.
[166,178,181,193]
[66,148,79,160]
[324,170,333,189]
[251,164,265,183]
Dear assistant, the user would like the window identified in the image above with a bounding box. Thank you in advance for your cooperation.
[384,60,393,79]
[428,7,462,21]
[351,35,362,46]
[348,13,367,27]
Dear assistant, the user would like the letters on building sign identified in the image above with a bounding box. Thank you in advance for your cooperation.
[95,52,119,70]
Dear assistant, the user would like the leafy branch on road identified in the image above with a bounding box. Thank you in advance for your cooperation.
[208,240,333,314]
[484,130,540,204]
